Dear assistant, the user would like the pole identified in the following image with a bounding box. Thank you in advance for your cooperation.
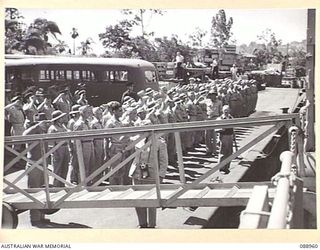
[305,9,315,151]
[73,39,75,55]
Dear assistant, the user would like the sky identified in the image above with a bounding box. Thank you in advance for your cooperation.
[19,8,308,55]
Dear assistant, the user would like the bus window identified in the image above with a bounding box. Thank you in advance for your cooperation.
[66,70,73,80]
[145,70,157,83]
[73,71,80,80]
[114,71,128,82]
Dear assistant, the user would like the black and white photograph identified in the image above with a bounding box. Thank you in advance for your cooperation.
[2,6,316,233]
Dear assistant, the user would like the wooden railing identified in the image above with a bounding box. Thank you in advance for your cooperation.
[4,114,300,211]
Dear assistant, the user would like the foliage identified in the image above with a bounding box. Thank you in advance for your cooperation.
[121,9,165,37]
[154,35,194,62]
[99,21,132,51]
[210,9,233,48]
[5,8,26,54]
[78,38,94,55]
[188,27,207,48]
[288,47,306,68]
[5,8,64,55]
[253,29,283,65]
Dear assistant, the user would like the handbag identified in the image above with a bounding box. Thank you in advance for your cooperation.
[138,149,151,179]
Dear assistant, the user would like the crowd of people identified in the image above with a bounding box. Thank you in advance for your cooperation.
[4,77,258,227]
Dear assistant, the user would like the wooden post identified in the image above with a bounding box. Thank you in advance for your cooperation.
[305,9,315,151]
[174,132,186,183]
[75,140,86,184]
[239,185,270,229]
[40,140,51,207]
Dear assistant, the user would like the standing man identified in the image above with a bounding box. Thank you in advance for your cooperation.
[5,95,25,136]
[73,105,95,184]
[23,113,52,227]
[105,102,130,185]
[211,58,219,80]
[174,51,184,79]
[205,89,222,156]
[48,110,70,187]
[53,88,72,114]
[37,95,55,120]
[230,64,238,81]
[121,82,139,103]
[217,105,234,174]
[90,107,105,184]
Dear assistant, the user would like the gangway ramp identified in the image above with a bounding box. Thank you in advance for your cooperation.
[3,182,276,210]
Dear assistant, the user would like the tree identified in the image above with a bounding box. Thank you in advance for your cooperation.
[253,29,283,65]
[154,35,194,62]
[24,18,61,54]
[78,38,94,56]
[210,9,233,48]
[121,9,165,37]
[99,20,132,52]
[5,8,26,54]
[188,27,207,48]
[54,40,70,54]
[130,36,158,61]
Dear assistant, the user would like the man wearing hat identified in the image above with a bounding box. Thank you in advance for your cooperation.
[89,107,105,184]
[66,104,81,184]
[204,89,222,156]
[5,95,25,136]
[53,88,72,114]
[105,102,131,185]
[37,95,55,120]
[76,90,88,106]
[73,105,95,184]
[48,110,70,187]
[23,92,38,129]
[34,88,45,107]
[23,113,52,227]
[121,82,139,103]
[134,107,147,126]
[166,98,177,165]
[216,105,234,174]
[173,97,188,154]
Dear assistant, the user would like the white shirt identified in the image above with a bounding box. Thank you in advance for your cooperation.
[176,55,184,63]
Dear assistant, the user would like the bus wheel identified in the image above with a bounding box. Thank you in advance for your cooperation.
[2,202,18,229]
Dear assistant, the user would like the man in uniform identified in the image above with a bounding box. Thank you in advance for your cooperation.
[48,110,70,187]
[216,105,234,174]
[105,102,130,185]
[73,105,95,185]
[37,95,55,120]
[23,92,38,129]
[68,104,81,184]
[23,113,52,227]
[5,95,25,136]
[90,107,105,184]
[204,89,222,156]
[53,88,72,114]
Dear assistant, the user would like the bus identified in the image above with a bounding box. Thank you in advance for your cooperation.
[5,55,159,106]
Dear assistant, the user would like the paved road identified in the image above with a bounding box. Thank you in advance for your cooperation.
[5,87,301,229]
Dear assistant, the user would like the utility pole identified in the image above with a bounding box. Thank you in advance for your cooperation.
[305,9,315,151]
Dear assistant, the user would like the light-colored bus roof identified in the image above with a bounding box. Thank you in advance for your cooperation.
[5,55,155,68]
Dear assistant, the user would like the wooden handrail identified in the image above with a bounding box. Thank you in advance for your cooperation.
[5,114,299,144]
